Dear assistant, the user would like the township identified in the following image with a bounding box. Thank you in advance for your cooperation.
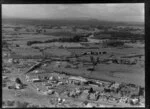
[2,19,145,107]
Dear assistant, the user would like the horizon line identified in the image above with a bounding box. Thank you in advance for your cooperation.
[2,17,144,24]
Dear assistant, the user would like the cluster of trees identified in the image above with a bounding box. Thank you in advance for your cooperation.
[96,25,109,30]
[93,31,144,40]
[103,40,125,47]
[27,35,86,46]
[87,56,99,72]
[14,27,22,31]
[112,32,144,40]
[105,31,144,40]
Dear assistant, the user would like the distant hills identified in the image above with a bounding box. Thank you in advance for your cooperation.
[2,18,144,26]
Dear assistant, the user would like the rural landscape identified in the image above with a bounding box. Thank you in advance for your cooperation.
[2,4,145,108]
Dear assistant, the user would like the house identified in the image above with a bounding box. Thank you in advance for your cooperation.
[83,62,93,66]
[46,90,55,95]
[110,82,120,89]
[15,83,21,89]
[88,93,99,101]
[26,74,44,82]
[13,59,20,64]
[129,98,139,105]
[32,78,41,82]
[68,88,82,98]
[84,103,97,107]
[3,76,8,80]
[26,74,38,81]
[80,90,89,100]
[49,76,58,81]
[8,58,13,63]
[95,81,103,86]
[3,52,9,57]
[56,81,64,86]
[34,70,40,73]
[89,34,94,38]
[119,97,128,103]
[68,76,87,85]
[42,63,48,67]
[54,61,61,68]
[26,71,53,82]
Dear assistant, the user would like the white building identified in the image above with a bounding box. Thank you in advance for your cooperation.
[8,58,13,63]
[15,83,22,89]
[87,38,100,43]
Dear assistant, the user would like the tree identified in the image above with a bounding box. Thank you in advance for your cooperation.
[43,29,46,33]
[88,56,98,73]
[72,35,81,42]
[90,56,94,63]
[16,44,20,47]
[88,87,94,93]
[96,57,100,63]
[15,78,22,84]
[74,54,79,61]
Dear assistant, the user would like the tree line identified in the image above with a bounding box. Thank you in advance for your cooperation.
[27,35,87,46]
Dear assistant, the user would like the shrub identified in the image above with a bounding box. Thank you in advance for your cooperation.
[2,41,9,48]
[15,78,22,84]
[103,40,124,47]
[27,41,43,46]
[2,101,5,106]
[27,104,40,108]
[6,100,15,106]
[2,83,7,87]
[27,34,84,46]
[16,101,30,108]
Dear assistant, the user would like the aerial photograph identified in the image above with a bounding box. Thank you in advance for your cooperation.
[2,4,145,108]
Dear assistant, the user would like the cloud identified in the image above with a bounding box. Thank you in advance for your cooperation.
[2,3,144,22]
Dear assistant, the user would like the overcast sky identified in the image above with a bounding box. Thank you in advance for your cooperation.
[2,4,144,22]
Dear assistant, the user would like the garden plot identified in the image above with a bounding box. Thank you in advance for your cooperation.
[16,34,58,41]
[31,42,83,48]
[11,47,42,57]
[43,48,72,57]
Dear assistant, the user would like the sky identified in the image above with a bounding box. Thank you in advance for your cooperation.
[2,4,144,22]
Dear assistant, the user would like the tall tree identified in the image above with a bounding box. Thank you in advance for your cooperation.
[89,56,98,73]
